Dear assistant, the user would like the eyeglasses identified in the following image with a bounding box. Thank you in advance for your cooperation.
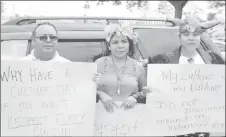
[35,34,58,41]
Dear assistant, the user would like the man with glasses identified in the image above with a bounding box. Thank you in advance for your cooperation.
[22,22,70,62]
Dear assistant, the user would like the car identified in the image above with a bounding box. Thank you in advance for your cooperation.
[1,17,225,137]
[1,16,224,65]
[2,16,181,104]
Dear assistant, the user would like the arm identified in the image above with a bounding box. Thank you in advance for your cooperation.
[97,90,112,102]
[137,62,147,91]
[94,58,103,103]
[130,62,147,104]
[94,57,112,102]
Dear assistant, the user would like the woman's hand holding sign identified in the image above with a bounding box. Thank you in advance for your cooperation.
[93,72,102,86]
[97,91,118,113]
[141,86,152,94]
[121,96,137,109]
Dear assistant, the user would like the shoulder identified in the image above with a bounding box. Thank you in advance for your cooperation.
[95,56,111,73]
[135,60,143,69]
[136,61,145,74]
[57,56,71,62]
[93,54,103,62]
[209,52,225,64]
[95,56,109,64]
[20,54,34,61]
[129,58,146,76]
[128,57,143,68]
[21,50,35,61]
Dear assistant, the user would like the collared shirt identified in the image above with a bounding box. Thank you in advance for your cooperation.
[221,52,225,60]
[179,53,205,64]
[21,50,70,62]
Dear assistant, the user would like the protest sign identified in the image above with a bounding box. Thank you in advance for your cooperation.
[1,60,97,136]
[94,102,150,136]
[146,64,225,136]
[94,64,225,136]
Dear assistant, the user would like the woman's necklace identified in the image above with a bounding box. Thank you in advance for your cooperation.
[112,56,127,95]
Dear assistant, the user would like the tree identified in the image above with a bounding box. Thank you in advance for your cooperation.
[113,0,121,6]
[207,1,225,21]
[157,1,174,17]
[207,12,216,21]
[83,1,90,10]
[124,1,188,18]
[209,1,225,9]
[15,14,19,18]
[125,1,148,11]
[1,1,5,14]
[83,0,188,19]
[96,0,121,6]
[167,1,188,19]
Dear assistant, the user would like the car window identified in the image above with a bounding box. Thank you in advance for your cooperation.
[134,27,180,63]
[1,40,29,60]
[56,41,104,62]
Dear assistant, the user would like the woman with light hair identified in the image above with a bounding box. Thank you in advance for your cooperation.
[93,24,150,112]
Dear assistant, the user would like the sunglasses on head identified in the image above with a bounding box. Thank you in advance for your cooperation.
[35,34,58,41]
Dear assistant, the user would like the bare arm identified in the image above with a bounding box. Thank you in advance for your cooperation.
[94,57,112,102]
[137,62,147,92]
[130,62,147,103]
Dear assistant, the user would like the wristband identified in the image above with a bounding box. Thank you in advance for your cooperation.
[131,92,146,103]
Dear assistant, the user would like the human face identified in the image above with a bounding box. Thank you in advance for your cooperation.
[109,33,129,59]
[33,25,58,59]
[180,26,201,51]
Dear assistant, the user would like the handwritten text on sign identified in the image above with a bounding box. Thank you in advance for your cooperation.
[146,64,225,136]
[1,60,97,136]
[94,65,225,136]
[94,102,149,136]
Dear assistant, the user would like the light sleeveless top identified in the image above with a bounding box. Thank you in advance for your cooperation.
[96,56,142,101]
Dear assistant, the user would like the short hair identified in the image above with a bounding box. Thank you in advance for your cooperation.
[31,22,58,39]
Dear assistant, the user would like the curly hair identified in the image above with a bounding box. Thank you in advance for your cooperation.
[103,35,135,57]
[92,24,138,61]
[92,37,136,62]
